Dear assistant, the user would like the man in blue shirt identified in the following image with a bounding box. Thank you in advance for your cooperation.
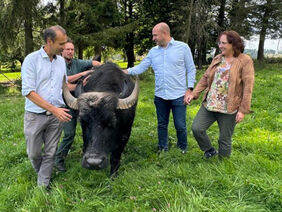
[124,22,196,153]
[54,39,101,172]
[21,25,72,189]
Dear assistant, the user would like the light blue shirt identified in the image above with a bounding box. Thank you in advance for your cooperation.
[21,47,67,113]
[128,38,196,100]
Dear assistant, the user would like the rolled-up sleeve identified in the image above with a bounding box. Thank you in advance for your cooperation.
[21,55,36,96]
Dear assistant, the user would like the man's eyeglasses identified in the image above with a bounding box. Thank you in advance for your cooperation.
[217,41,228,45]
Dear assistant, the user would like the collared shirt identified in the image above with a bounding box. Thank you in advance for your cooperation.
[21,47,67,113]
[66,59,92,76]
[128,38,196,100]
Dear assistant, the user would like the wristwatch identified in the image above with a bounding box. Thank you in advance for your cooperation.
[188,87,193,91]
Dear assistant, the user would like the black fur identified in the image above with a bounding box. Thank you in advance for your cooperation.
[76,62,137,176]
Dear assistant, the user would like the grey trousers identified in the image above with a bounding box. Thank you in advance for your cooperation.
[24,111,63,186]
[192,105,236,157]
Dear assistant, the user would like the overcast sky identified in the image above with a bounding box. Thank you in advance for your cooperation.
[244,36,282,51]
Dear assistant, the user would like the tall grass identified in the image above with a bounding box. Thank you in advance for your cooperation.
[0,64,281,211]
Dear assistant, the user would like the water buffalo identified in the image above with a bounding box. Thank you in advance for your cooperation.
[63,62,139,176]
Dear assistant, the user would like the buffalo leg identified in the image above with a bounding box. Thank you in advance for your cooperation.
[109,135,129,176]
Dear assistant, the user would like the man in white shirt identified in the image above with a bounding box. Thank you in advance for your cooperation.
[21,25,72,189]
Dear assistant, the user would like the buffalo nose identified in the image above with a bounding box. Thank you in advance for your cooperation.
[86,157,103,166]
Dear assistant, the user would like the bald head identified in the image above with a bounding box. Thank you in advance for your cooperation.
[152,22,171,47]
[153,22,170,36]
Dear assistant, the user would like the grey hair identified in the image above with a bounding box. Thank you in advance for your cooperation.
[43,25,66,43]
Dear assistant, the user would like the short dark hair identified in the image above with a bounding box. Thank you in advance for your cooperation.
[43,25,66,43]
[66,37,74,44]
[218,30,244,57]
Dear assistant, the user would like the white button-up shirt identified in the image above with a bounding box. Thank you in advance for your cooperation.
[21,47,67,113]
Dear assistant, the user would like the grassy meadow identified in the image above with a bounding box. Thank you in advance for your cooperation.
[0,72,21,82]
[0,63,281,211]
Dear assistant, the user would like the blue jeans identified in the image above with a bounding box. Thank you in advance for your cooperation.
[154,96,187,151]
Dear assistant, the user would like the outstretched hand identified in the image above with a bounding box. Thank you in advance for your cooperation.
[122,69,129,74]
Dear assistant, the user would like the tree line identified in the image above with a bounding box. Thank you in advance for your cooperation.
[0,0,281,69]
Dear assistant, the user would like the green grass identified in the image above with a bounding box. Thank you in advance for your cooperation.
[0,64,281,211]
[115,61,141,69]
[0,72,21,82]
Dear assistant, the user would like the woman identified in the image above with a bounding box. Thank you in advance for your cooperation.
[185,31,254,158]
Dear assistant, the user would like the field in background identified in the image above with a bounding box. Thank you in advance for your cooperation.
[0,61,129,83]
[0,63,281,211]
[0,72,21,82]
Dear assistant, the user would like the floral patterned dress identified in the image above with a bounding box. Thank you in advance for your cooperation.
[204,59,236,114]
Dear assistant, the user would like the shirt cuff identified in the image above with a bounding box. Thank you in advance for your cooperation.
[22,89,33,96]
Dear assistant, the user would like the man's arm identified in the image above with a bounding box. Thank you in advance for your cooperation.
[184,44,196,88]
[67,59,100,91]
[123,51,153,75]
[92,60,101,66]
[183,44,196,104]
[26,91,72,122]
[122,69,129,74]
[76,59,100,74]
[67,70,93,83]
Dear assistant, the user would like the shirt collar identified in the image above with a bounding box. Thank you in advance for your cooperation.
[169,37,175,45]
[157,37,174,49]
[67,60,72,69]
[40,46,57,60]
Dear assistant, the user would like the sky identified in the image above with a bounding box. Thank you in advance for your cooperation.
[244,35,282,52]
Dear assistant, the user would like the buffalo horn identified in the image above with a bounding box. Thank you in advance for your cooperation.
[62,76,79,110]
[117,78,139,110]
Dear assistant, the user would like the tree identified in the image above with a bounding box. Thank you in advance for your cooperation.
[250,0,282,61]
[0,0,42,64]
[62,0,120,59]
[118,0,137,68]
[228,0,253,38]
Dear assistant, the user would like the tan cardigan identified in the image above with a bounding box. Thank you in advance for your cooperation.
[192,53,255,114]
